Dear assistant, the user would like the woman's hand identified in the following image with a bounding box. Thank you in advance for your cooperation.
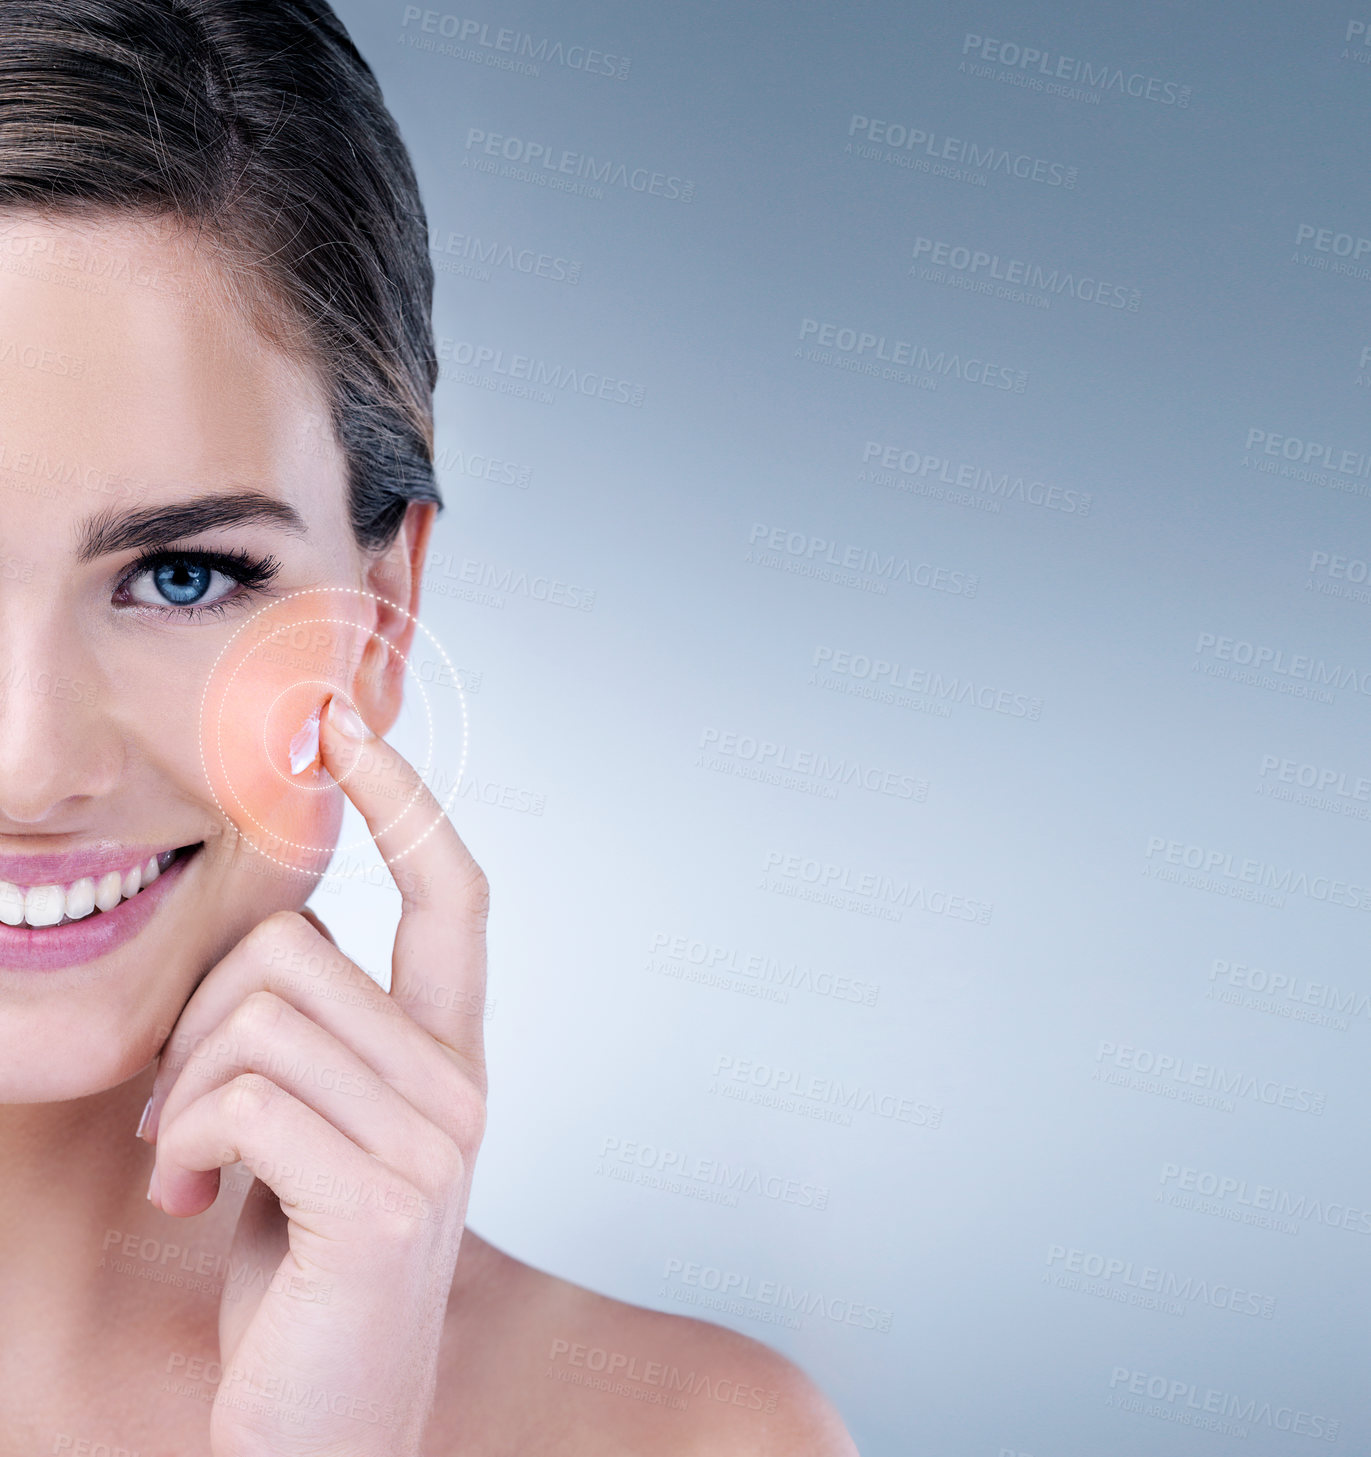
[140,697,489,1457]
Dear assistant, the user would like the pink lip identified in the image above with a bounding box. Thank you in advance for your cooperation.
[0,846,198,972]
[0,841,183,888]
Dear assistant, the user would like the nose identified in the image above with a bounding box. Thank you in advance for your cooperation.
[0,630,123,824]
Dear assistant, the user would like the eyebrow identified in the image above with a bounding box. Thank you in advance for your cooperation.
[76,490,307,562]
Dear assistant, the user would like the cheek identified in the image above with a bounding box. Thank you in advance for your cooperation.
[201,605,365,871]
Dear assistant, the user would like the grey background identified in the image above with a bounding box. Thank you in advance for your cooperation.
[315,2,1371,1451]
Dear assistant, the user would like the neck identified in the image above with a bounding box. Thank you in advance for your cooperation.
[0,1068,190,1362]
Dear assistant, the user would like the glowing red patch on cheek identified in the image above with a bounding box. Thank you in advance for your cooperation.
[199,599,366,871]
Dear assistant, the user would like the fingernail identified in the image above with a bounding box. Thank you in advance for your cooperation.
[135,1094,153,1141]
[327,695,368,741]
[288,704,322,775]
[147,1166,160,1205]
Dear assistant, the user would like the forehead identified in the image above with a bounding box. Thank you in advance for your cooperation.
[0,213,338,514]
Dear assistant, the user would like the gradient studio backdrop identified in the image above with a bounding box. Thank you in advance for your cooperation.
[313,2,1371,1452]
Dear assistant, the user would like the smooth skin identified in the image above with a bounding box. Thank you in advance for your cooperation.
[0,215,857,1455]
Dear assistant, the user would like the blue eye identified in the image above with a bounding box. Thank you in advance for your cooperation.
[152,560,213,604]
[117,548,281,617]
[126,557,232,610]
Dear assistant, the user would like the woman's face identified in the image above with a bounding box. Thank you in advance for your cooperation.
[0,213,396,1103]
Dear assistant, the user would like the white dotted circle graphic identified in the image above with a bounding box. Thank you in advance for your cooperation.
[197,588,469,882]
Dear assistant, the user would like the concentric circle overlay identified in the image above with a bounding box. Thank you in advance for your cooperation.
[197,588,469,885]
[213,613,440,858]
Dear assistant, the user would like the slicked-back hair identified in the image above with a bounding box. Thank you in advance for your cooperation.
[0,0,440,548]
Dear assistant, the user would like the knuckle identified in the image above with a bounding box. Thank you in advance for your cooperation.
[233,989,288,1041]
[465,864,491,922]
[449,1084,487,1152]
[368,1184,434,1243]
[244,909,313,964]
[219,1072,278,1124]
[421,1125,465,1186]
[298,907,337,945]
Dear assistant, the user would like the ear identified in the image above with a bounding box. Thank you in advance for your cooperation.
[351,502,437,737]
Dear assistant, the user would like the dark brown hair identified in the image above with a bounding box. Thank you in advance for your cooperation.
[0,0,440,548]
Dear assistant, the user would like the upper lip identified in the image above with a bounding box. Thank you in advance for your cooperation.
[0,841,192,888]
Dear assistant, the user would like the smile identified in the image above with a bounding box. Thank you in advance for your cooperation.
[0,848,183,929]
[0,843,202,971]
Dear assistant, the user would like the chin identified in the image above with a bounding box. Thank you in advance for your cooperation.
[0,1011,166,1105]
[0,825,331,1106]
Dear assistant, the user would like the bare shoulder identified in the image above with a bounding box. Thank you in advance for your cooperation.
[426,1231,858,1456]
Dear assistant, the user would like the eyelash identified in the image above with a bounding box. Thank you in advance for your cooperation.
[114,547,282,621]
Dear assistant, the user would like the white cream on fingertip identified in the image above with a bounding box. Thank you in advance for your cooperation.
[288,703,322,776]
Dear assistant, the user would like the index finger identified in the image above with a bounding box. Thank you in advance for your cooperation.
[316,692,488,1068]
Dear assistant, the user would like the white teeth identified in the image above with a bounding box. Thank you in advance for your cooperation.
[94,871,123,913]
[0,852,177,929]
[24,885,64,927]
[65,877,96,921]
[0,882,23,926]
